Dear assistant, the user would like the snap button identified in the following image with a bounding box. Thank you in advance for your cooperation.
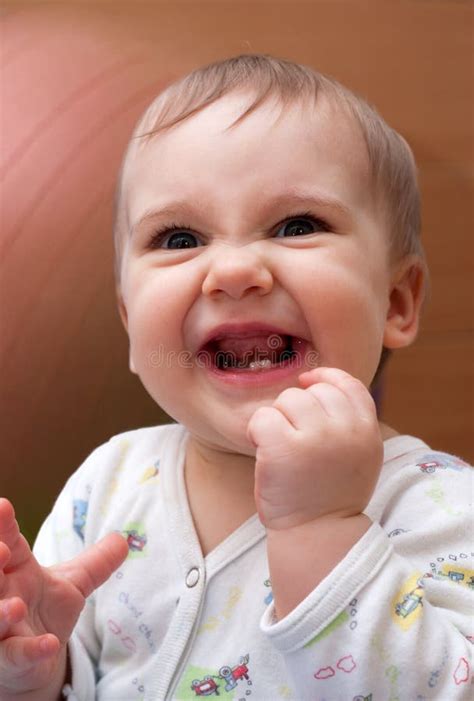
[186,567,200,588]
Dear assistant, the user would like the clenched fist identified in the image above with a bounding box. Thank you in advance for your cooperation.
[248,367,384,531]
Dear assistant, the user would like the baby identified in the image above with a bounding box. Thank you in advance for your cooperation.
[0,54,472,700]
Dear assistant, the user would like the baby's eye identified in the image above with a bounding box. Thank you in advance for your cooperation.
[165,231,200,249]
[275,215,330,238]
[147,225,203,250]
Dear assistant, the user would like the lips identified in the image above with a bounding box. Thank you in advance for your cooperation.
[199,322,304,350]
[196,323,307,372]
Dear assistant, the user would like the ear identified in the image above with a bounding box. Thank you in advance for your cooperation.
[116,291,137,374]
[383,254,426,350]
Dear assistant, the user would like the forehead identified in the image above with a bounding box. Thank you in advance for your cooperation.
[121,90,375,227]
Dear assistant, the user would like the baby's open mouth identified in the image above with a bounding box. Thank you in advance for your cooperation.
[197,333,302,372]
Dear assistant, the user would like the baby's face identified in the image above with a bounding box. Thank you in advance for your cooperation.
[119,92,394,454]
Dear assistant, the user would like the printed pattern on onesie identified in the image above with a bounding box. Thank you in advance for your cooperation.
[174,566,294,700]
[69,437,173,701]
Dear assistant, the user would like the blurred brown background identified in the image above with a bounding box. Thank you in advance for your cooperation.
[1,1,473,544]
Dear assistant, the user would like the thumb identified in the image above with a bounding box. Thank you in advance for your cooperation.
[54,532,129,599]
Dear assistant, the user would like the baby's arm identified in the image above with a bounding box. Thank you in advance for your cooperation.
[249,367,381,617]
[249,367,473,698]
[0,499,128,700]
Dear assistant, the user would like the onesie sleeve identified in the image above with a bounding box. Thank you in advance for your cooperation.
[33,441,115,701]
[260,448,473,699]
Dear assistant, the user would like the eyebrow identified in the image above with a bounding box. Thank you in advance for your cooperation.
[131,201,209,238]
[130,189,352,237]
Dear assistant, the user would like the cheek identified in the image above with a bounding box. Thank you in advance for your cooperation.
[292,260,388,371]
[124,266,205,391]
[292,256,381,312]
[126,271,189,340]
[125,297,175,381]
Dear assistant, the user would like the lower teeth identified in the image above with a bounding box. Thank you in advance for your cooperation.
[248,358,272,371]
[217,350,295,371]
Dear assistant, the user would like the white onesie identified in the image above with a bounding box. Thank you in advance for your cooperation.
[33,423,473,700]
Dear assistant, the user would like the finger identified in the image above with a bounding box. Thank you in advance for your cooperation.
[0,499,18,547]
[272,385,353,427]
[0,632,59,672]
[0,597,27,639]
[271,386,332,429]
[247,405,293,448]
[0,542,11,592]
[0,541,10,569]
[55,532,129,599]
[305,382,354,420]
[299,367,377,419]
[272,387,311,429]
[0,500,32,569]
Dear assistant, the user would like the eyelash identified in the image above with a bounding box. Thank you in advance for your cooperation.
[146,211,332,250]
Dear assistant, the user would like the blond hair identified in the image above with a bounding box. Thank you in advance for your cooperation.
[114,53,426,287]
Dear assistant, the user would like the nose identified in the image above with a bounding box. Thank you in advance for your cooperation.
[201,244,273,300]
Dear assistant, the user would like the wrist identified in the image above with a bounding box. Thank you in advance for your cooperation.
[266,512,371,539]
[266,513,372,619]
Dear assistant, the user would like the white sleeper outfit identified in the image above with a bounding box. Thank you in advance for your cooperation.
[33,423,473,700]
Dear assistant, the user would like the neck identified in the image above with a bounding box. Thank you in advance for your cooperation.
[184,435,257,556]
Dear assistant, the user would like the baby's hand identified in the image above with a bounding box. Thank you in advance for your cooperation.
[248,367,383,531]
[0,498,128,698]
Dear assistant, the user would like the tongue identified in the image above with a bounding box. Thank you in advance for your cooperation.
[215,334,285,359]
